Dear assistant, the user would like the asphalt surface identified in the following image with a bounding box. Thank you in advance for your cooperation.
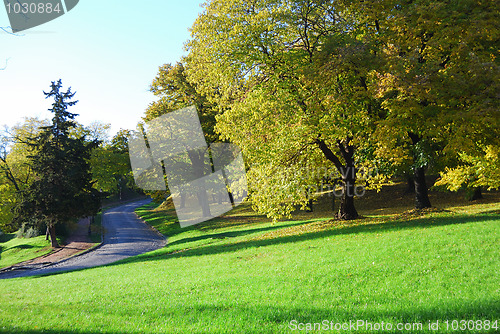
[0,199,166,279]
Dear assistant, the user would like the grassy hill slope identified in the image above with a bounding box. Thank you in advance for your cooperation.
[0,188,498,334]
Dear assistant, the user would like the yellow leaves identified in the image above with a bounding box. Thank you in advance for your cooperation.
[435,145,500,191]
[484,145,499,161]
[435,167,469,192]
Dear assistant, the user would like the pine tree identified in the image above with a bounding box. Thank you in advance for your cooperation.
[16,80,101,247]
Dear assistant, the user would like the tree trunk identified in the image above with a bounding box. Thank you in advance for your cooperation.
[413,166,432,209]
[408,132,432,209]
[315,137,358,220]
[472,187,483,200]
[405,174,415,193]
[48,225,59,248]
[331,193,335,212]
[196,185,212,217]
[188,149,212,217]
[180,193,186,209]
[338,168,359,220]
[468,187,483,201]
[88,216,93,235]
[304,187,313,212]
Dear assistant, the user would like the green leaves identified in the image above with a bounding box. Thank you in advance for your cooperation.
[435,145,500,192]
[90,147,131,195]
[16,81,101,240]
[0,118,48,232]
[368,0,500,200]
[182,0,499,216]
[186,0,384,219]
[145,62,219,144]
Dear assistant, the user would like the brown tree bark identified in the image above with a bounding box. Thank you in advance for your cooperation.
[316,137,359,220]
[468,187,483,201]
[188,149,212,217]
[405,174,415,194]
[48,224,59,248]
[338,166,359,220]
[408,132,432,209]
[414,166,432,209]
[471,187,483,200]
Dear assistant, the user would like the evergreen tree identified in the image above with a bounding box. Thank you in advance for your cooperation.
[16,80,101,247]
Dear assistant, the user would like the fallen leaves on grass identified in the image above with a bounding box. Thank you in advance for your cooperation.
[395,207,450,220]
[250,217,383,241]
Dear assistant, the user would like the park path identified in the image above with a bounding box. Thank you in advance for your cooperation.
[0,198,166,279]
[27,216,95,265]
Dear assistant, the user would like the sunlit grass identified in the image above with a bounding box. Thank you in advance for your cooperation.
[0,234,53,269]
[0,194,498,333]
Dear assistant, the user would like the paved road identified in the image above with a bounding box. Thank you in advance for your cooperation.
[0,199,166,279]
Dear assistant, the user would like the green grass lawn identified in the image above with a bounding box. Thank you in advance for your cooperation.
[0,190,498,333]
[0,234,54,269]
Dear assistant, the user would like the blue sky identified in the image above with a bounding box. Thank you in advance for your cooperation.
[0,0,205,136]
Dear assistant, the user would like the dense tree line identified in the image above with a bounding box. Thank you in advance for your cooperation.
[0,81,136,246]
[152,0,498,220]
[1,1,498,242]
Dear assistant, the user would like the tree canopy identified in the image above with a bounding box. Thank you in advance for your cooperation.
[186,0,389,219]
[15,80,101,247]
[181,0,499,219]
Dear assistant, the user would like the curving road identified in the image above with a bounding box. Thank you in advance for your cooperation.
[0,199,166,279]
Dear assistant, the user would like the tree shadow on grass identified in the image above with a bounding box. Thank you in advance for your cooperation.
[17,212,499,280]
[0,234,27,263]
[21,219,320,280]
[138,205,287,244]
[10,244,35,250]
[0,233,15,243]
[112,213,499,266]
[166,219,318,248]
[140,200,271,236]
[0,297,497,333]
[477,209,500,215]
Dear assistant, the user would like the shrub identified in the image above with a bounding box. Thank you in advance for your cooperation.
[15,223,42,238]
[25,227,40,238]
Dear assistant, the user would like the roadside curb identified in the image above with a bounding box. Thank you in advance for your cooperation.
[45,242,103,269]
[32,198,148,268]
[0,246,58,272]
[133,200,169,248]
[134,211,169,247]
[49,199,164,267]
[0,242,103,274]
